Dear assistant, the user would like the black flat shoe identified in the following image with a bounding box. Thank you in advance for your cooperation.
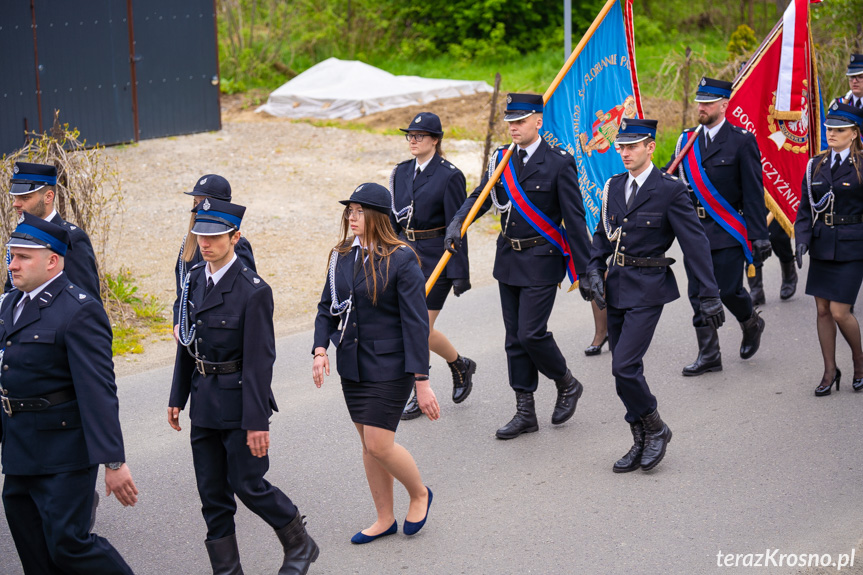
[584,335,608,356]
[814,368,840,396]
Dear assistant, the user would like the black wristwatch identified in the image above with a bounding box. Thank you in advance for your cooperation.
[106,462,124,470]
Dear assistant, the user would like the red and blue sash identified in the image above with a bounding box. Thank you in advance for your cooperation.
[679,131,754,263]
[498,150,578,284]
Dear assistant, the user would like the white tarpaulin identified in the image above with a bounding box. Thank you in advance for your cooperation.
[256,57,493,120]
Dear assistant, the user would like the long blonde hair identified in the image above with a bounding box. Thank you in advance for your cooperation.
[814,126,863,182]
[182,198,198,262]
[330,206,419,305]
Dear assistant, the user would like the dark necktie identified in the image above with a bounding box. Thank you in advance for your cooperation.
[831,154,842,175]
[856,98,862,109]
[626,181,638,210]
[13,295,30,324]
[414,166,421,181]
[704,132,712,150]
[517,149,528,176]
[352,246,366,281]
[205,277,215,296]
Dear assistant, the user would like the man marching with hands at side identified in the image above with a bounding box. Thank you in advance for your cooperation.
[586,119,724,473]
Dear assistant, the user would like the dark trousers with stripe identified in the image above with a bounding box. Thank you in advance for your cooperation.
[191,426,297,540]
[498,282,569,393]
[3,466,134,575]
[607,304,662,423]
[686,246,753,326]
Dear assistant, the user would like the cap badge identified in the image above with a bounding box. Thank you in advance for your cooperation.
[199,178,207,185]
[415,116,421,123]
[832,103,839,110]
[853,55,858,62]
[17,213,24,224]
[202,198,211,211]
[355,184,364,193]
[621,120,627,130]
[13,165,19,174]
[506,95,512,104]
[701,78,707,86]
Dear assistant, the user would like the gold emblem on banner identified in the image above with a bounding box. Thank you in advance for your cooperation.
[766,80,809,154]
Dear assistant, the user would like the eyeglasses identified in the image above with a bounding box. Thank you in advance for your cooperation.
[405,133,430,142]
[344,208,364,219]
[849,76,863,83]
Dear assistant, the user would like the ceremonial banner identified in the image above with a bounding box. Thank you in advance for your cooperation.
[542,0,643,235]
[726,0,820,233]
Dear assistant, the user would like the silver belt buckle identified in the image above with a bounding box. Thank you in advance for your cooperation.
[195,358,207,376]
[697,206,706,219]
[1,395,12,417]
[404,229,416,242]
[615,253,625,267]
[511,238,522,251]
[824,213,834,226]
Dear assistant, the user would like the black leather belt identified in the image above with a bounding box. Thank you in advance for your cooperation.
[614,253,676,267]
[195,358,243,376]
[817,213,863,226]
[502,234,549,251]
[1,387,76,416]
[403,227,445,241]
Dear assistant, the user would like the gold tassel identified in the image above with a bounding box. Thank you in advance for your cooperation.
[568,280,579,293]
[747,264,756,278]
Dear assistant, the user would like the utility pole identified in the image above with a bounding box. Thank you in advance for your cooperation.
[564,0,572,60]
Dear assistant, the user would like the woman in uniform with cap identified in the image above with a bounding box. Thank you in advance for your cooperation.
[795,101,863,396]
[313,183,437,543]
[172,174,256,340]
[389,112,477,420]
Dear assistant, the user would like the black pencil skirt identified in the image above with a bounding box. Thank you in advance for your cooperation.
[341,374,414,432]
[805,257,863,305]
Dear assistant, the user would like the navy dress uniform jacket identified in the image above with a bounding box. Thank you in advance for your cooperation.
[795,154,863,262]
[588,167,720,306]
[455,139,591,286]
[4,214,101,302]
[0,273,124,476]
[172,237,256,324]
[170,259,278,431]
[390,154,470,279]
[314,245,430,382]
[669,122,769,249]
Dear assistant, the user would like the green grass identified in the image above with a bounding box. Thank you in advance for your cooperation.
[104,270,171,357]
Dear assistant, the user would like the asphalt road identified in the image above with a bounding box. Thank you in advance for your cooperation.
[2,250,862,574]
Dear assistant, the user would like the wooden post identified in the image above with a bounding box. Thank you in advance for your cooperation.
[682,46,692,132]
[482,73,502,176]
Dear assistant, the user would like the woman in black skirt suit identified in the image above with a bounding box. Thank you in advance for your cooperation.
[795,101,863,396]
[390,112,477,419]
[313,183,438,543]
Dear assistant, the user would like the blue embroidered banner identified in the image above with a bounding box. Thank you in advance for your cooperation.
[542,0,643,235]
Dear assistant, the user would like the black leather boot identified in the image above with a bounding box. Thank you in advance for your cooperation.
[779,260,798,300]
[205,534,244,575]
[739,310,765,359]
[495,392,539,439]
[275,513,319,575]
[448,355,476,404]
[551,370,584,425]
[401,385,422,420]
[682,326,722,376]
[747,266,765,306]
[612,421,644,473]
[640,409,672,471]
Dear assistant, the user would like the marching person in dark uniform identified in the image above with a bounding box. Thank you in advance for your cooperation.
[585,119,724,472]
[747,219,797,305]
[172,174,256,340]
[389,112,476,420]
[1,213,138,574]
[313,183,436,544]
[6,162,101,301]
[668,77,772,376]
[169,198,317,574]
[794,101,863,396]
[839,54,863,108]
[445,93,591,440]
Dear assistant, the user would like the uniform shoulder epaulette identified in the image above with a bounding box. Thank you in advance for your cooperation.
[610,172,628,181]
[440,159,456,170]
[729,124,751,136]
[65,284,91,305]
[190,261,207,272]
[396,158,413,167]
[683,127,696,133]
[59,219,81,232]
[662,171,679,181]
[239,265,266,288]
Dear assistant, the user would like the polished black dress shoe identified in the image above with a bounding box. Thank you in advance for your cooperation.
[853,374,863,392]
[613,422,644,473]
[739,311,765,360]
[584,335,608,356]
[449,356,476,404]
[640,409,672,472]
[551,370,583,425]
[401,386,422,420]
[814,369,841,396]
